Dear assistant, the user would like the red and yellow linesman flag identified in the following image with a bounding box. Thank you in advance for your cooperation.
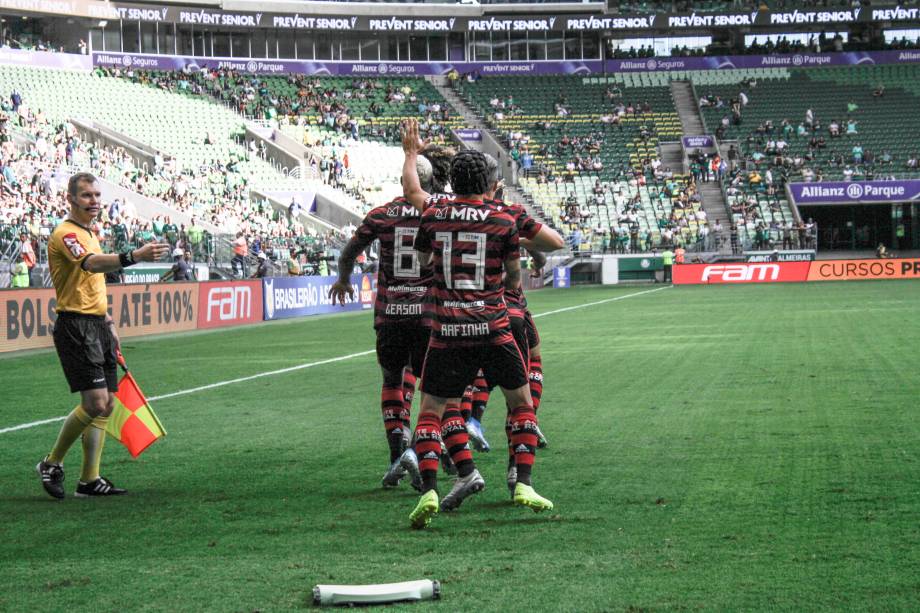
[105,372,167,458]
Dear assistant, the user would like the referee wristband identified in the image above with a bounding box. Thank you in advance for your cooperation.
[119,250,136,268]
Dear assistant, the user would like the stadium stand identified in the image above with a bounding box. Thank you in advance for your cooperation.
[103,68,462,214]
[459,73,707,252]
[0,69,345,279]
[695,65,920,246]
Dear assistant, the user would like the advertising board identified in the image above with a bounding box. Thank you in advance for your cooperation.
[674,258,920,284]
[673,262,811,284]
[197,280,264,329]
[788,180,920,205]
[262,274,374,321]
[1,283,199,353]
[807,258,920,281]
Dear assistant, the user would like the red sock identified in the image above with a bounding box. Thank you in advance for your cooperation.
[401,368,417,431]
[505,410,514,468]
[460,386,473,423]
[441,403,474,478]
[471,372,490,422]
[381,384,406,462]
[528,355,543,412]
[510,405,539,485]
[413,412,442,492]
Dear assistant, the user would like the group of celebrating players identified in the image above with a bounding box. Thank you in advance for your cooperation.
[329,119,564,529]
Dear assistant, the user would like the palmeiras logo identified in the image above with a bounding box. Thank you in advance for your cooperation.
[264,278,275,319]
[640,258,651,269]
[846,183,864,199]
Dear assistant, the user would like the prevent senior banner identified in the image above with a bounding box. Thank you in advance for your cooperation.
[262,274,375,321]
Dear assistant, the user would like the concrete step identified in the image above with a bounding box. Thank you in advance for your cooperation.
[670,80,708,136]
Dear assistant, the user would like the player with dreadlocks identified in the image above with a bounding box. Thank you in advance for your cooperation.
[399,120,557,528]
[329,144,454,489]
[401,119,562,499]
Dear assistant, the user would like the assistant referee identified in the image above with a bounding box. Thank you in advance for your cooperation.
[36,173,169,499]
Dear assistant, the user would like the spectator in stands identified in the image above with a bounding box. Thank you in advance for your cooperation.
[252,252,272,278]
[232,232,248,279]
[161,248,194,282]
[19,231,35,279]
[852,144,864,164]
[846,119,858,135]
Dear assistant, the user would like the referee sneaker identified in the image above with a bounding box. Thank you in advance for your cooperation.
[36,173,169,499]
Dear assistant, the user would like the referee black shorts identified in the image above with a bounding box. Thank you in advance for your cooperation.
[53,312,119,393]
[421,340,529,399]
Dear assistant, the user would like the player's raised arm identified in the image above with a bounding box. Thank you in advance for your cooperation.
[401,118,431,212]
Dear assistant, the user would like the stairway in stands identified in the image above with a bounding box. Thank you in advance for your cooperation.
[671,80,731,247]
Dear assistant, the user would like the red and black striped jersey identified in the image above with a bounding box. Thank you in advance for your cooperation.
[352,197,433,328]
[485,199,543,313]
[414,197,519,348]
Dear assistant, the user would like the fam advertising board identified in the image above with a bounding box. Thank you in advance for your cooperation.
[1,283,199,353]
[197,280,263,329]
[674,258,920,284]
[262,274,375,321]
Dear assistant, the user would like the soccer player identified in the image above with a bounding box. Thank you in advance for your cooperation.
[460,201,558,495]
[400,120,561,487]
[36,172,169,499]
[405,149,554,529]
[329,147,454,489]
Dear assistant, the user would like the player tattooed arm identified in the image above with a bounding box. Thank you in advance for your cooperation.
[328,237,365,305]
[401,118,431,212]
[503,254,523,292]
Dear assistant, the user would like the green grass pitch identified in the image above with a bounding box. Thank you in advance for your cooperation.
[2,281,920,611]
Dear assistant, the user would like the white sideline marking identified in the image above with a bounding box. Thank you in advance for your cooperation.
[0,286,669,435]
[531,286,670,319]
